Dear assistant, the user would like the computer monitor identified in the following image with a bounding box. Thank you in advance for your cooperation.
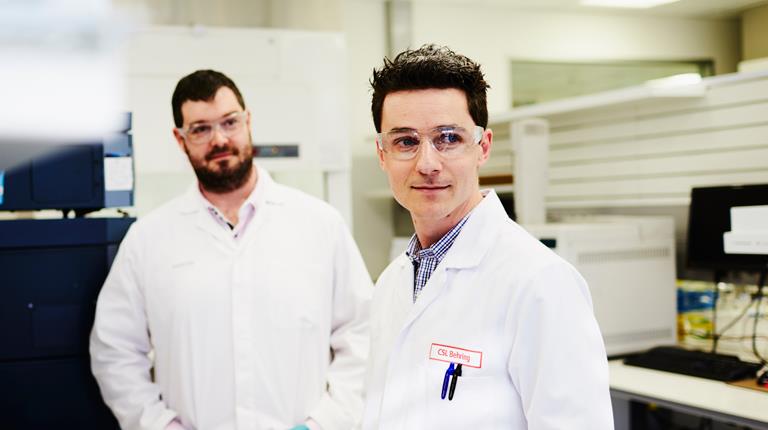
[687,184,768,272]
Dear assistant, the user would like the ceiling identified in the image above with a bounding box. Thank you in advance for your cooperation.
[408,0,768,18]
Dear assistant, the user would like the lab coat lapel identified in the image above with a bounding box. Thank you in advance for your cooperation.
[177,186,233,248]
[196,209,232,246]
[402,262,447,328]
[440,190,504,270]
[238,169,281,249]
[390,256,416,332]
[399,190,505,330]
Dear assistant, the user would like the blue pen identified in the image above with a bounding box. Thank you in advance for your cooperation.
[441,362,455,399]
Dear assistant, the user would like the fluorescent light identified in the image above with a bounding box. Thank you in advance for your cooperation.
[581,0,680,9]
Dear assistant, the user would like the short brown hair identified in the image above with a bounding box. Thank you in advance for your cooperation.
[171,70,245,127]
[370,44,489,132]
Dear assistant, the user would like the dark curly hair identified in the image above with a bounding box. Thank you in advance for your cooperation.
[370,44,490,132]
[171,70,245,128]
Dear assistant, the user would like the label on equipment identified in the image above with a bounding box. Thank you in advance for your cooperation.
[104,157,134,191]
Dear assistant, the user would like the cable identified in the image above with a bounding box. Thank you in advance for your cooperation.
[715,294,757,337]
[711,271,723,354]
[714,271,767,337]
[751,268,767,366]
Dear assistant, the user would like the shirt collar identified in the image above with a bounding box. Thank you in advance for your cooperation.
[193,163,265,228]
[406,211,472,264]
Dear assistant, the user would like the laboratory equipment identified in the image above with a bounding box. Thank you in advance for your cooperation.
[525,216,678,356]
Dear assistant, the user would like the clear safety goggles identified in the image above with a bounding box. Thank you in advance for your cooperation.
[177,111,248,146]
[377,125,483,160]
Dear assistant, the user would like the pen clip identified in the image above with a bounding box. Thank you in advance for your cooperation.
[441,362,455,400]
[448,363,462,401]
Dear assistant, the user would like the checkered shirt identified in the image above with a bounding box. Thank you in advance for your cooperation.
[406,214,471,303]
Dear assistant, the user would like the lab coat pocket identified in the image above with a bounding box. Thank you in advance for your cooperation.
[259,261,329,421]
[169,259,197,285]
[427,364,495,427]
[265,309,324,423]
[146,258,200,319]
[167,258,218,311]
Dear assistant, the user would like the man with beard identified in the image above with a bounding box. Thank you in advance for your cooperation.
[90,70,372,430]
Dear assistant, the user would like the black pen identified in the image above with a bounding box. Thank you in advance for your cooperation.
[448,363,462,401]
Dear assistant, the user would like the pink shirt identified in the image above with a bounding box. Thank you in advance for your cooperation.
[194,172,264,241]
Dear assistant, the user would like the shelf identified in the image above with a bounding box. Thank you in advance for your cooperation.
[490,74,706,122]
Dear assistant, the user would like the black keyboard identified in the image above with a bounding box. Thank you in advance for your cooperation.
[623,346,763,382]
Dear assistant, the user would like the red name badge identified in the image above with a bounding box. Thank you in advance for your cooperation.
[429,343,483,368]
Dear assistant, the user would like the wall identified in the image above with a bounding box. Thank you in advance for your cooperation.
[409,4,741,113]
[742,3,768,60]
[343,0,392,278]
[113,0,342,29]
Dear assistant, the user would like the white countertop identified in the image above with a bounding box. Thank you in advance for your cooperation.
[609,360,768,425]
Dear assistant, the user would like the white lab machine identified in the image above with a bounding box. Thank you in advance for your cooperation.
[724,205,768,255]
[524,216,678,356]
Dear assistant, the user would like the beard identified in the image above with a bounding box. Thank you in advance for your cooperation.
[188,138,254,193]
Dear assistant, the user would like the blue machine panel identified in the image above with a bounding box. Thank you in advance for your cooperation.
[0,218,133,359]
[0,358,119,428]
[0,218,133,429]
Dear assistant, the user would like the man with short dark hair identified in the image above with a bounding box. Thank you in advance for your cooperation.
[362,45,613,429]
[90,70,372,430]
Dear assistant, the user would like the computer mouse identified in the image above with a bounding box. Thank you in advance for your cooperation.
[758,370,768,387]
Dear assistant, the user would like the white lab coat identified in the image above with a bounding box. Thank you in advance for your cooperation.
[90,168,372,430]
[363,191,613,429]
